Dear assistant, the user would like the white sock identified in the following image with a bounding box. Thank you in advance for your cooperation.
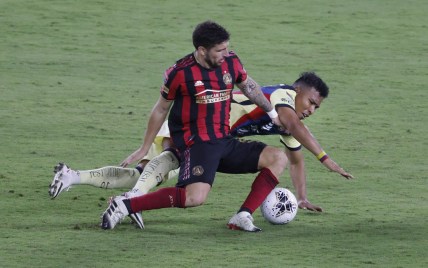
[132,150,179,194]
[78,166,140,189]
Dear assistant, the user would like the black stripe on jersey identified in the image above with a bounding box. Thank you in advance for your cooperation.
[227,53,242,83]
[215,66,228,136]
[183,67,199,141]
[199,68,217,140]
[168,83,185,145]
[226,57,236,84]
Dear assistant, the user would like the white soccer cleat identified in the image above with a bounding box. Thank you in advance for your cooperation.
[101,196,131,230]
[123,189,144,229]
[227,211,262,232]
[49,163,78,199]
[129,212,144,229]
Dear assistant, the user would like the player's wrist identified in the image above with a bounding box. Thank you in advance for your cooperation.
[297,199,308,206]
[267,108,278,119]
[316,151,329,163]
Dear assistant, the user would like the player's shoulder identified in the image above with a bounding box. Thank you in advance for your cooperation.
[267,84,297,107]
[261,84,295,94]
[225,51,242,63]
[175,53,196,68]
[164,53,196,79]
[167,53,196,72]
[228,50,239,58]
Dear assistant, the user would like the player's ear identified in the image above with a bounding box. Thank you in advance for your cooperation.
[197,46,206,56]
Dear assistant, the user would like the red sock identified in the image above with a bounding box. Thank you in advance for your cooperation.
[130,187,186,212]
[240,168,279,214]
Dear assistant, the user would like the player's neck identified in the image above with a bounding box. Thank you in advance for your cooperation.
[194,51,210,69]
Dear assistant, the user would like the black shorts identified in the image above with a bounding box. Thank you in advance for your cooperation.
[175,136,267,187]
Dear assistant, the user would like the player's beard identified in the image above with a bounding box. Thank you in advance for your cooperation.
[204,54,221,69]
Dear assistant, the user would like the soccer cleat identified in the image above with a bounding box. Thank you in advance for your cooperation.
[129,212,144,229]
[122,189,144,229]
[101,196,131,230]
[49,163,78,199]
[227,211,262,232]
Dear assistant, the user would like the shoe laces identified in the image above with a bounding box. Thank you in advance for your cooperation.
[107,198,126,224]
[110,209,125,224]
[239,214,256,229]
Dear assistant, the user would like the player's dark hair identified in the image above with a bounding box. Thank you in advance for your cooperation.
[192,21,230,50]
[294,72,329,98]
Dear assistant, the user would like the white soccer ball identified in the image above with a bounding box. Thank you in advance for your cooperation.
[261,187,298,225]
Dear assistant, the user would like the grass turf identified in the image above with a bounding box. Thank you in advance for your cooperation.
[1,0,427,267]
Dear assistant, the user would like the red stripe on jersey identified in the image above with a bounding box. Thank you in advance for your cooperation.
[162,68,184,100]
[221,62,235,136]
[208,70,223,140]
[191,65,209,142]
[230,54,247,84]
[181,90,192,145]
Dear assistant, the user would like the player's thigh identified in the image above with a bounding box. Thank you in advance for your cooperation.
[142,138,165,161]
[176,141,222,187]
[258,145,288,171]
[217,138,267,174]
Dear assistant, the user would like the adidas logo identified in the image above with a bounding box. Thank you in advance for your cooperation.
[194,80,203,87]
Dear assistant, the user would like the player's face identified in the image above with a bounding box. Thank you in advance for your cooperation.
[204,41,229,68]
[295,87,324,120]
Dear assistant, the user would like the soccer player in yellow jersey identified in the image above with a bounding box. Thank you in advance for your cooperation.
[50,72,352,227]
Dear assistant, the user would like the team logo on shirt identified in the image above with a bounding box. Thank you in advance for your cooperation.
[280,92,295,107]
[223,73,232,85]
[192,165,204,176]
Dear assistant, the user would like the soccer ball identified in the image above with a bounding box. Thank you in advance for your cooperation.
[261,187,298,225]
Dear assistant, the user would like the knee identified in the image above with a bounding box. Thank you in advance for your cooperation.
[185,195,206,207]
[184,183,210,207]
[274,150,288,168]
[260,148,288,174]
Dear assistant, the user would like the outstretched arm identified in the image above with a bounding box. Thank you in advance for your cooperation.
[285,149,323,212]
[121,96,172,167]
[277,106,354,179]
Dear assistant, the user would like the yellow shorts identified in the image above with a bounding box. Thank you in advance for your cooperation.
[280,134,301,151]
[142,121,170,161]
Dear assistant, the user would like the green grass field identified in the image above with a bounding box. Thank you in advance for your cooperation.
[1,0,427,267]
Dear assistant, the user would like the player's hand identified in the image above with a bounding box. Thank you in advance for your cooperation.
[120,158,132,168]
[271,116,281,126]
[322,158,354,179]
[120,148,146,167]
[298,199,323,212]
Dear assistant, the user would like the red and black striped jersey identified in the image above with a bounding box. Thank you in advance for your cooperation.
[161,51,247,149]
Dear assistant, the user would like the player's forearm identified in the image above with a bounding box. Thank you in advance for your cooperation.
[238,76,273,112]
[289,163,307,201]
[286,150,308,201]
[282,118,323,157]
